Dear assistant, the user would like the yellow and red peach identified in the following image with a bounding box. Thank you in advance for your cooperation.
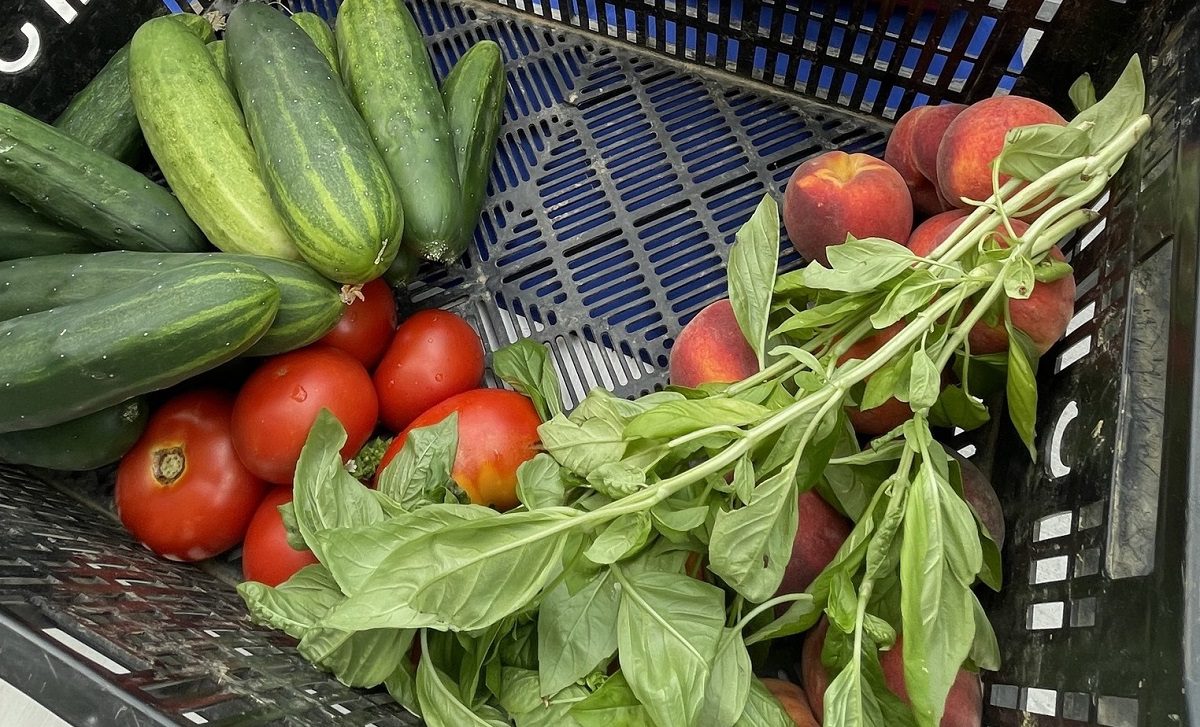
[761,678,821,727]
[912,103,967,187]
[775,490,852,597]
[906,208,971,256]
[668,299,760,388]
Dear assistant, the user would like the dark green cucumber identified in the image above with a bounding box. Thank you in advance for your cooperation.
[442,41,505,255]
[292,12,338,72]
[208,40,234,93]
[53,13,215,165]
[131,16,298,260]
[338,0,462,264]
[0,397,148,471]
[0,259,280,433]
[227,3,401,284]
[0,251,342,356]
[0,103,206,253]
[0,196,99,260]
[383,248,420,289]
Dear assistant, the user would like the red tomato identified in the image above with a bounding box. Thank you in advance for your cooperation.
[377,389,541,511]
[317,279,398,369]
[374,309,485,432]
[116,390,267,562]
[242,487,319,587]
[231,346,379,485]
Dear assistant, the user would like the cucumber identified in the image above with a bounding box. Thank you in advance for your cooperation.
[337,0,462,264]
[292,12,338,72]
[0,103,206,253]
[0,397,148,471]
[0,259,280,433]
[0,196,99,260]
[227,2,402,284]
[383,248,420,289]
[208,40,234,93]
[131,17,299,260]
[443,41,505,255]
[0,251,343,356]
[53,13,215,165]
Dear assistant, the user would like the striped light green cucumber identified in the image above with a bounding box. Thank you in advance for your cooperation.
[227,2,401,284]
[208,40,234,93]
[0,196,99,260]
[0,251,341,356]
[443,41,505,254]
[131,17,299,260]
[54,13,215,164]
[292,12,339,72]
[0,397,149,471]
[0,103,206,253]
[338,0,462,264]
[0,259,280,433]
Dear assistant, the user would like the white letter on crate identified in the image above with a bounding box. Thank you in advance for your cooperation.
[0,23,42,74]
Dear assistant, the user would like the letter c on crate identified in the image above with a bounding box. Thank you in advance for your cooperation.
[1,23,42,74]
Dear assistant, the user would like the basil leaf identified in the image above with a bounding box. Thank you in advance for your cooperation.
[860,357,903,412]
[862,647,918,727]
[328,510,578,631]
[823,656,883,727]
[928,385,990,432]
[624,399,769,440]
[493,338,564,422]
[585,512,652,564]
[742,593,818,646]
[1005,324,1039,459]
[699,628,752,727]
[825,568,859,633]
[804,237,917,293]
[384,661,421,717]
[375,412,459,511]
[1004,253,1036,301]
[773,296,869,337]
[1069,72,1097,112]
[768,344,824,374]
[615,569,725,727]
[571,672,652,726]
[998,123,1092,183]
[978,532,1003,591]
[237,564,343,640]
[276,501,308,551]
[417,649,507,727]
[1070,54,1145,155]
[498,667,544,715]
[539,414,627,478]
[709,468,798,602]
[732,453,755,505]
[292,410,386,559]
[457,621,507,703]
[498,620,539,670]
[906,348,941,410]
[298,626,412,688]
[968,591,1001,671]
[871,269,938,329]
[515,685,590,727]
[585,461,646,500]
[517,453,569,510]
[1033,258,1073,284]
[538,568,620,695]
[729,194,781,368]
[651,500,710,532]
[735,678,796,727]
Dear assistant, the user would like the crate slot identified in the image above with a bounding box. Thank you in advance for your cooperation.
[42,627,131,675]
[1026,601,1065,630]
[1097,695,1139,727]
[1031,555,1069,584]
[1024,686,1058,716]
[1034,511,1073,542]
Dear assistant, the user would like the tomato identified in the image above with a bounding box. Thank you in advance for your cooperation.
[242,487,319,586]
[378,389,540,510]
[116,390,267,562]
[231,346,379,485]
[317,278,398,369]
[373,309,485,432]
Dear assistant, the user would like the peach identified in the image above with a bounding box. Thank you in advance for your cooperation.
[912,103,967,186]
[803,619,983,727]
[668,299,759,388]
[761,678,821,727]
[951,449,1006,548]
[783,151,914,265]
[937,96,1066,208]
[776,490,853,596]
[886,107,944,218]
[838,322,916,436]
[907,209,970,256]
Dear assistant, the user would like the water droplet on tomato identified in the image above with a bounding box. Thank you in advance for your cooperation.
[291,385,308,402]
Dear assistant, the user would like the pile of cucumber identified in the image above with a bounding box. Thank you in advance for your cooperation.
[0,1,505,471]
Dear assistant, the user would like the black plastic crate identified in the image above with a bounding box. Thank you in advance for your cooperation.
[0,0,1195,725]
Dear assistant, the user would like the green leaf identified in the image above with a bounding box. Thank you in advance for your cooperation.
[325,510,578,631]
[804,237,917,293]
[538,568,620,695]
[978,531,1003,591]
[773,296,870,337]
[729,194,781,368]
[860,356,903,412]
[518,453,570,510]
[348,435,393,481]
[1069,72,1097,112]
[615,569,725,727]
[1034,258,1073,284]
[699,628,752,727]
[375,412,459,511]
[571,672,653,726]
[768,344,824,374]
[708,468,798,602]
[457,622,506,703]
[237,564,344,640]
[493,338,564,421]
[586,512,652,564]
[652,500,710,533]
[539,414,627,478]
[1070,55,1145,155]
[906,348,941,410]
[384,661,421,717]
[417,647,507,727]
[573,388,683,424]
[1005,325,1039,460]
[968,591,1001,671]
[276,501,308,551]
[871,270,938,330]
[735,678,796,727]
[292,410,386,560]
[998,123,1092,183]
[732,453,755,505]
[515,686,589,727]
[624,398,769,440]
[499,667,545,715]
[928,385,990,432]
[825,568,859,633]
[585,461,646,500]
[298,626,412,688]
[823,657,883,727]
[1004,253,1036,301]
